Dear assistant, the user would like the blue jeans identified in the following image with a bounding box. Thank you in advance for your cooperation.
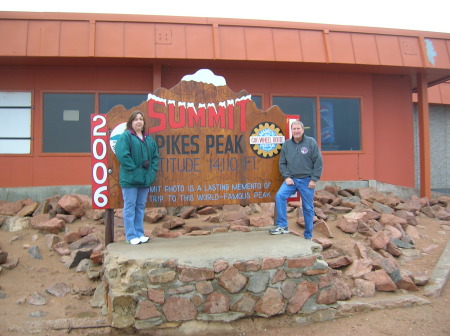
[122,187,149,241]
[275,177,315,239]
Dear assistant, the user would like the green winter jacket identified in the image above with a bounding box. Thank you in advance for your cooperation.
[115,130,159,188]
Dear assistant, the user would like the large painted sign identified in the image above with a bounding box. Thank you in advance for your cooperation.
[91,69,289,209]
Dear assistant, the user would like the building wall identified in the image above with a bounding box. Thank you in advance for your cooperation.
[0,65,416,188]
[372,75,415,187]
[0,65,153,188]
[414,104,450,193]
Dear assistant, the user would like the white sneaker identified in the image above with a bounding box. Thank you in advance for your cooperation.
[269,226,289,235]
[129,238,141,245]
[139,236,150,243]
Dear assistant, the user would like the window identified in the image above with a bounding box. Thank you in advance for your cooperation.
[99,94,148,114]
[273,96,361,151]
[272,97,316,138]
[43,93,95,153]
[251,95,262,109]
[320,98,361,151]
[42,93,148,153]
[0,92,32,154]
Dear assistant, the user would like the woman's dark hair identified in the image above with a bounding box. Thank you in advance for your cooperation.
[126,110,146,132]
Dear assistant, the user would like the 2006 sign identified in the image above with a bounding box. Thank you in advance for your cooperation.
[91,114,110,209]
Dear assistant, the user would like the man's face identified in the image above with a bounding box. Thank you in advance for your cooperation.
[292,123,304,140]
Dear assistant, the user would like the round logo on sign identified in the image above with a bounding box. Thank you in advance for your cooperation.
[109,122,126,154]
[249,122,285,158]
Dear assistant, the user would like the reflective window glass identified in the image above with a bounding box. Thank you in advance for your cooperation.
[99,94,148,114]
[320,98,361,151]
[272,97,316,138]
[43,93,94,153]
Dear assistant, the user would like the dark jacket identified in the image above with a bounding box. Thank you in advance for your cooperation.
[279,135,323,181]
[115,130,159,188]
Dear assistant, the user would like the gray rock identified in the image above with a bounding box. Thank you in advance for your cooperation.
[46,283,70,297]
[28,246,42,259]
[391,238,414,249]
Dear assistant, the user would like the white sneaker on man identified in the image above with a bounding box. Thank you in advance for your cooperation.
[269,226,289,235]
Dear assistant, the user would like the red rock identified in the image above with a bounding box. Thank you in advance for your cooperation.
[230,225,251,232]
[326,255,353,269]
[213,259,229,273]
[90,251,103,265]
[313,237,333,248]
[249,216,272,227]
[32,217,65,234]
[345,259,373,279]
[162,217,185,230]
[315,189,336,204]
[223,211,247,222]
[336,218,358,234]
[370,231,389,250]
[233,260,261,272]
[363,269,397,292]
[162,297,197,321]
[352,279,376,297]
[63,231,82,243]
[324,185,341,195]
[287,256,316,268]
[58,195,85,218]
[135,300,161,320]
[316,287,337,305]
[314,219,333,238]
[147,288,165,304]
[231,293,257,315]
[203,292,230,313]
[195,281,214,295]
[16,202,39,217]
[180,206,196,219]
[286,281,318,314]
[392,270,419,291]
[254,288,284,317]
[0,200,23,216]
[261,257,285,270]
[272,269,287,284]
[178,267,214,282]
[218,266,247,293]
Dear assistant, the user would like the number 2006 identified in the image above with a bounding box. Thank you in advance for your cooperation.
[91,115,109,208]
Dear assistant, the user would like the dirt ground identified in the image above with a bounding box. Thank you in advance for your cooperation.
[0,212,449,336]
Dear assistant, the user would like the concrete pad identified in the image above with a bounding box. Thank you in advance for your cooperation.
[424,238,450,297]
[106,230,322,268]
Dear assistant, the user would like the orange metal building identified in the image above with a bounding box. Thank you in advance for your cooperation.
[1,11,450,198]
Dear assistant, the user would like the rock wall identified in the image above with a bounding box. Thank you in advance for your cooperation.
[103,252,346,330]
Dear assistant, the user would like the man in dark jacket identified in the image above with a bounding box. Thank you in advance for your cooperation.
[270,120,323,240]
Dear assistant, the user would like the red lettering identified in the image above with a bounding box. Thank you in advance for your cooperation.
[235,98,249,132]
[188,104,206,127]
[148,98,166,133]
[227,103,234,130]
[147,95,250,132]
[208,103,225,128]
[168,102,186,129]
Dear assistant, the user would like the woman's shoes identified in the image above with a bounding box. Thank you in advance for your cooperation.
[139,236,150,243]
[126,236,150,245]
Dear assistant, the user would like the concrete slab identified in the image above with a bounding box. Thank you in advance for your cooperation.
[424,238,450,297]
[106,230,322,268]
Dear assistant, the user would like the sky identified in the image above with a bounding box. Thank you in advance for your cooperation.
[1,0,450,34]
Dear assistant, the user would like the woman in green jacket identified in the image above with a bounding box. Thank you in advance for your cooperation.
[115,110,159,245]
